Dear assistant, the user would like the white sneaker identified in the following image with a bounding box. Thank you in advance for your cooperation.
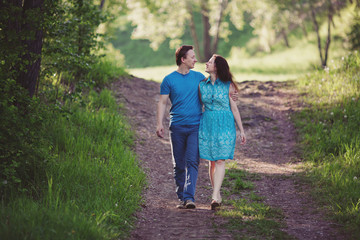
[185,200,196,209]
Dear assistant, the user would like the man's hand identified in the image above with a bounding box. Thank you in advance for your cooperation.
[230,90,239,102]
[156,94,169,138]
[156,124,165,138]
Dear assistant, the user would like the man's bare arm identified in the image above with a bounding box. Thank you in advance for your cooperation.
[156,94,169,138]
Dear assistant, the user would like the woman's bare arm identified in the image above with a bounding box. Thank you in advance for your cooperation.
[229,84,246,145]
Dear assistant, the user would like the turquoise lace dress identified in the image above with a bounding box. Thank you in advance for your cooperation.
[199,78,236,161]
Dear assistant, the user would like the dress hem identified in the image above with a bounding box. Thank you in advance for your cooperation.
[200,156,234,161]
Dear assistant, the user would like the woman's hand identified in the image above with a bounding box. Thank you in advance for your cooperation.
[240,132,246,145]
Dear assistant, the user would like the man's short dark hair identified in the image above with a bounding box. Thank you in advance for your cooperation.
[175,45,193,66]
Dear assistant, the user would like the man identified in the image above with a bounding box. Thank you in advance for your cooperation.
[156,45,238,209]
[156,45,204,209]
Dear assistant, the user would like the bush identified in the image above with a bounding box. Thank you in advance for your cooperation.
[294,51,360,235]
[349,14,360,51]
[0,79,54,199]
[87,59,128,88]
[1,88,146,239]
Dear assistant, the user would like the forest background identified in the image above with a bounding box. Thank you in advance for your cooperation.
[0,0,359,239]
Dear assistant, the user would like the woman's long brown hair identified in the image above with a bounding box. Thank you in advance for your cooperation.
[214,54,239,91]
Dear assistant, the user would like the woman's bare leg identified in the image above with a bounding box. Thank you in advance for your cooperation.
[208,161,215,188]
[212,160,225,202]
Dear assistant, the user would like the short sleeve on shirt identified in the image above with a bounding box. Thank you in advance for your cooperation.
[160,77,170,95]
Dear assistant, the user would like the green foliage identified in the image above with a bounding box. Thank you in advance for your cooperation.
[0,0,129,197]
[349,14,360,50]
[1,0,139,239]
[294,51,360,236]
[217,14,255,56]
[111,14,254,68]
[0,89,146,239]
[111,0,360,71]
[128,39,322,82]
[45,89,145,238]
[0,78,54,198]
[0,2,45,92]
[41,0,108,86]
[87,59,128,87]
[0,0,116,96]
[110,23,183,68]
[0,198,104,240]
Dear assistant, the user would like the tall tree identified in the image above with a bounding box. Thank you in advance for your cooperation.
[272,0,350,67]
[126,0,247,62]
[310,0,339,67]
[1,0,45,97]
[40,0,107,94]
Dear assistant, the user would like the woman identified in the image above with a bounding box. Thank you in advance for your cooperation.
[199,54,246,210]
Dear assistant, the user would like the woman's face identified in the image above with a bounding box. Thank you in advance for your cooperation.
[205,56,216,74]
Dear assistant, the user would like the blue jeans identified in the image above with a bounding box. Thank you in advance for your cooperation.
[169,124,200,202]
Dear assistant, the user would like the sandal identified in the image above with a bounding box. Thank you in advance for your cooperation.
[211,200,221,210]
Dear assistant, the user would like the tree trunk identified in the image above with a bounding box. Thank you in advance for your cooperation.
[99,0,105,10]
[310,7,324,68]
[5,0,22,39]
[77,0,84,56]
[211,0,228,53]
[323,10,333,67]
[17,0,44,97]
[201,0,212,61]
[186,2,202,61]
[281,28,290,48]
[72,0,84,92]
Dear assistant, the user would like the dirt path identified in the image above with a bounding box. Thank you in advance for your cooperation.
[111,76,345,240]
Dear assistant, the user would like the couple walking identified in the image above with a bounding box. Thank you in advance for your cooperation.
[156,45,246,210]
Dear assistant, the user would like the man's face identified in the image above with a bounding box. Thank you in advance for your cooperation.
[182,50,197,69]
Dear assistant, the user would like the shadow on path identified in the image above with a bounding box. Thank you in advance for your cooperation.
[112,77,346,240]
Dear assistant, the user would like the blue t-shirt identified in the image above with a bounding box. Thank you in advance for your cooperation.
[160,70,205,126]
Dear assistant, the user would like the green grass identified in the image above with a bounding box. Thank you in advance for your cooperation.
[0,198,105,240]
[128,61,303,83]
[0,89,146,239]
[89,59,129,87]
[293,50,360,237]
[128,65,181,82]
[128,29,350,83]
[222,168,256,192]
[128,38,347,83]
[228,40,319,78]
[217,165,292,239]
